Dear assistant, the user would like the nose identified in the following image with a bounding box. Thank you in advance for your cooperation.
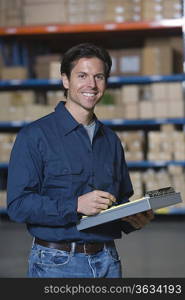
[88,76,96,88]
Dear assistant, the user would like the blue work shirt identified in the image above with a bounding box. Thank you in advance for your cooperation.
[7,101,134,242]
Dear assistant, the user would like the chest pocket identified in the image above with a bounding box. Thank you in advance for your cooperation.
[96,163,121,197]
[44,160,84,187]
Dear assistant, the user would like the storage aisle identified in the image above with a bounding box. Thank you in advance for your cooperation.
[0,216,185,278]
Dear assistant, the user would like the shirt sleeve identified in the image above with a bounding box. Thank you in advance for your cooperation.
[7,127,79,227]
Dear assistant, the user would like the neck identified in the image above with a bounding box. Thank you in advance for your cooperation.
[65,101,94,125]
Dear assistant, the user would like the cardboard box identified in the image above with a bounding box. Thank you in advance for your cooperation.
[23,3,67,25]
[153,100,168,118]
[142,38,180,75]
[108,50,120,76]
[24,0,64,3]
[139,100,154,119]
[124,102,139,119]
[1,67,28,80]
[168,99,184,118]
[94,105,124,120]
[0,0,22,10]
[121,85,139,104]
[118,49,142,76]
[35,54,61,79]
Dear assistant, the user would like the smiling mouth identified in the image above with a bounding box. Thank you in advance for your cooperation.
[82,92,97,97]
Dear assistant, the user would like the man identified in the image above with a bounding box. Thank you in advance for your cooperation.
[7,43,154,278]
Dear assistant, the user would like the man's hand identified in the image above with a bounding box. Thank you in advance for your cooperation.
[77,190,116,216]
[122,209,154,229]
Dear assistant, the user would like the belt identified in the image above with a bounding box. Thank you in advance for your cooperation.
[35,238,114,255]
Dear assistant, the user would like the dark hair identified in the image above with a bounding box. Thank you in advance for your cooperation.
[60,43,112,98]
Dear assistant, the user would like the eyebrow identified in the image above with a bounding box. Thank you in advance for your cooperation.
[77,72,105,76]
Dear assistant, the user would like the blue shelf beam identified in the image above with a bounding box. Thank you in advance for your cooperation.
[1,160,185,169]
[108,74,185,86]
[102,118,185,126]
[127,160,185,168]
[1,74,185,90]
[0,118,185,130]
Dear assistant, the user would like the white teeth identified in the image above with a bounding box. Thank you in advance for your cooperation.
[83,93,95,97]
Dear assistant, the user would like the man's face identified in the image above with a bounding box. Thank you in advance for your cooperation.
[62,57,106,112]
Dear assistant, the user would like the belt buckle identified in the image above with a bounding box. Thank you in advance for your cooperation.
[83,243,88,254]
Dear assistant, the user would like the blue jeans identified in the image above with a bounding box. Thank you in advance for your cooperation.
[27,240,122,278]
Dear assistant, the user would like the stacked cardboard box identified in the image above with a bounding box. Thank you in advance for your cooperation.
[142,37,183,76]
[85,0,105,24]
[1,66,28,80]
[23,0,67,25]
[129,166,185,207]
[116,130,144,161]
[47,91,65,107]
[121,85,140,119]
[109,49,142,77]
[104,0,142,23]
[0,0,23,27]
[0,191,7,208]
[129,171,143,200]
[148,125,185,161]
[142,0,182,21]
[34,54,62,79]
[168,166,185,207]
[0,133,16,162]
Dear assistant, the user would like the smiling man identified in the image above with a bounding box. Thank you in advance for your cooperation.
[7,43,154,278]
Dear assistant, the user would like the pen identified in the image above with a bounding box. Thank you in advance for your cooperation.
[88,183,118,206]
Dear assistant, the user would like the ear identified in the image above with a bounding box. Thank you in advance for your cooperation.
[61,73,69,89]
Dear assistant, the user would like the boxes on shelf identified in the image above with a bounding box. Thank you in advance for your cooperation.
[94,105,124,120]
[23,1,67,25]
[104,0,142,23]
[141,0,182,21]
[47,91,65,107]
[139,100,154,119]
[66,0,86,24]
[0,0,23,26]
[34,54,62,79]
[124,102,139,119]
[129,171,143,200]
[118,49,142,76]
[121,85,140,104]
[0,91,35,107]
[0,191,7,208]
[0,133,16,162]
[1,66,28,80]
[116,130,144,161]
[142,37,183,75]
[109,50,120,76]
[24,104,53,121]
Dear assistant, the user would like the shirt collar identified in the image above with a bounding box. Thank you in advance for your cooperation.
[54,101,104,135]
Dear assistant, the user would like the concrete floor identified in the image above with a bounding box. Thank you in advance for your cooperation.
[0,215,185,278]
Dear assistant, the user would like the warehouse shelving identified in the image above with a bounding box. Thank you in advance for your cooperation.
[0,19,183,36]
[1,160,185,170]
[0,118,185,130]
[1,74,185,90]
[0,16,185,216]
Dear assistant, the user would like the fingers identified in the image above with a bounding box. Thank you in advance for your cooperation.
[144,209,155,220]
[122,209,154,229]
[123,215,142,229]
[94,190,117,204]
[77,190,117,216]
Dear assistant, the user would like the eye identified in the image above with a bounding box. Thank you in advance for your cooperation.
[78,73,86,79]
[96,74,105,80]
